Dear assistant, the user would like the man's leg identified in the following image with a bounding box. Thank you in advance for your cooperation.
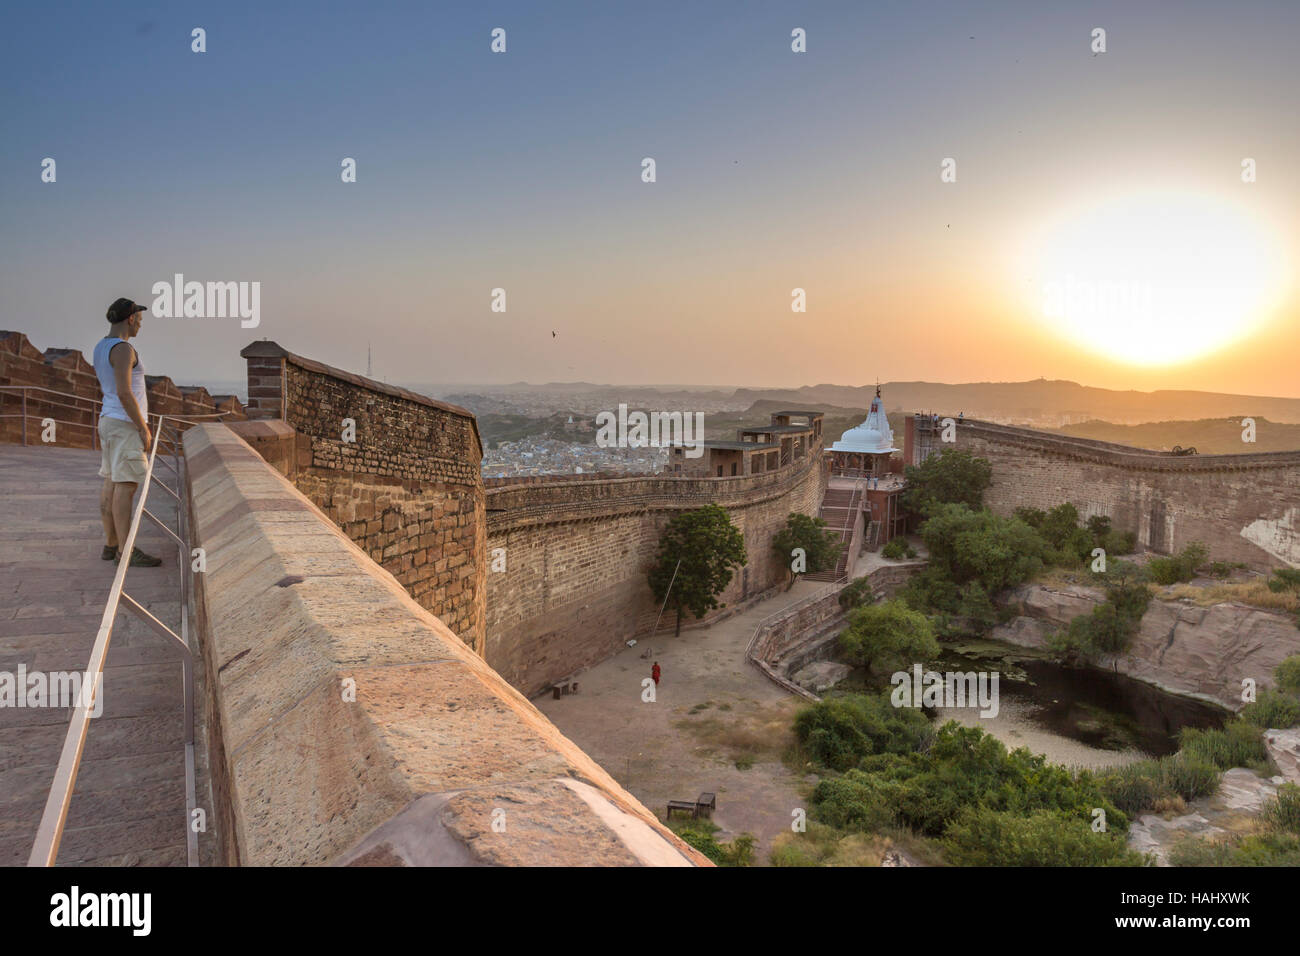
[100,476,118,548]
[111,481,138,553]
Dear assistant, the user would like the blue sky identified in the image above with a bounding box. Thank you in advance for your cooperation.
[3,1,1297,395]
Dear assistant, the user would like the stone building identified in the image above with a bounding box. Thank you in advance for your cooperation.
[820,386,908,555]
[666,410,823,477]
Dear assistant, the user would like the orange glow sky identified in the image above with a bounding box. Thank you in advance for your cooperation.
[5,2,1298,396]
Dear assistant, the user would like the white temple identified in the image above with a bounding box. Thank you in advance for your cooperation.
[829,386,899,476]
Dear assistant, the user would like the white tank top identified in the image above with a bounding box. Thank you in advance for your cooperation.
[94,337,148,422]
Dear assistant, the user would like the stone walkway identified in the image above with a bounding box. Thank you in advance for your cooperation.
[536,579,826,864]
[0,445,191,865]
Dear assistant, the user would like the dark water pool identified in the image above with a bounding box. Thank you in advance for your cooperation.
[937,642,1229,757]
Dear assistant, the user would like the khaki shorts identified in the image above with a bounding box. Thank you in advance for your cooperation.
[98,416,148,484]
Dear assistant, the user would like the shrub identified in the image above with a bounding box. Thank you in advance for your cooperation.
[670,819,756,866]
[957,581,997,634]
[1262,783,1300,835]
[918,503,1047,595]
[811,770,902,832]
[1178,721,1269,771]
[1272,568,1300,591]
[901,448,993,516]
[772,512,842,588]
[941,807,1149,867]
[1051,579,1150,663]
[1239,688,1300,730]
[1146,542,1208,585]
[837,576,876,611]
[881,538,908,560]
[899,567,961,615]
[1275,654,1300,695]
[1101,529,1137,556]
[1170,831,1300,867]
[1157,754,1220,801]
[793,692,934,771]
[838,600,940,676]
[1098,761,1167,817]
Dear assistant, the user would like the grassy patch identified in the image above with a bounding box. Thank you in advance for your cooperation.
[675,698,801,769]
[668,817,756,867]
[1166,580,1300,612]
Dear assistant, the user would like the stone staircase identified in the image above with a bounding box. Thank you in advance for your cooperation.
[806,485,862,582]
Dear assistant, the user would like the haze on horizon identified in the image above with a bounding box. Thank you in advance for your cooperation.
[3,0,1297,397]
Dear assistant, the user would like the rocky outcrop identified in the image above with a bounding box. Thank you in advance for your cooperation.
[1264,728,1300,785]
[1127,768,1283,866]
[997,584,1300,710]
[791,661,852,694]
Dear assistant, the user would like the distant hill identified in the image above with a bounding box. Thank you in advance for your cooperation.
[729,380,1300,425]
[1052,418,1300,454]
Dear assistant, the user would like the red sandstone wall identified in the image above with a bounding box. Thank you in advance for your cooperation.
[240,341,487,651]
[484,455,827,696]
[0,330,244,448]
[954,420,1300,569]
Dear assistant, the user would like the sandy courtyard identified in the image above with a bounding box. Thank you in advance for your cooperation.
[535,581,826,863]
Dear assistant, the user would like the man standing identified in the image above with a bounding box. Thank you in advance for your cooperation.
[94,298,162,567]
[651,661,661,687]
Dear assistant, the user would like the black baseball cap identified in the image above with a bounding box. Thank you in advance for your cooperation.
[106,298,148,323]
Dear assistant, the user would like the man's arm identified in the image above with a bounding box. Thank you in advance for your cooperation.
[109,342,152,448]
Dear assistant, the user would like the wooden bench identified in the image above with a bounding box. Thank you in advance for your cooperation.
[666,800,698,820]
[549,678,580,700]
[667,793,717,820]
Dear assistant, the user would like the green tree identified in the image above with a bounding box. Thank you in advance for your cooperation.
[648,504,748,635]
[771,512,842,589]
[794,692,934,771]
[919,503,1047,593]
[838,599,940,676]
[901,448,993,517]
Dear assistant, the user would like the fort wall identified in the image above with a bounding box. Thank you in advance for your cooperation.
[240,342,486,650]
[953,420,1300,568]
[183,423,705,866]
[484,455,827,696]
[0,330,244,448]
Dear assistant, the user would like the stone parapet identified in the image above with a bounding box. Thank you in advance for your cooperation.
[183,422,705,867]
[955,420,1300,568]
[958,419,1300,473]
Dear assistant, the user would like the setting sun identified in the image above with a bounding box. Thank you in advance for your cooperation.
[1026,192,1288,366]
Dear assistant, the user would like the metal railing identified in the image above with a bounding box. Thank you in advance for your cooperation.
[27,416,199,867]
[0,383,236,453]
[837,478,866,575]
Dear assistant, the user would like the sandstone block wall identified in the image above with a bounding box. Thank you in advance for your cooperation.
[484,455,827,696]
[0,330,243,448]
[749,561,926,699]
[954,420,1300,569]
[240,341,486,651]
[183,423,705,867]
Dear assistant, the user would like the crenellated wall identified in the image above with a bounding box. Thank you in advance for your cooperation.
[0,330,244,448]
[240,341,486,650]
[952,419,1300,568]
[484,455,827,696]
[183,423,705,867]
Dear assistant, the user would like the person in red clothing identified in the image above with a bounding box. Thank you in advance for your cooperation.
[651,662,661,686]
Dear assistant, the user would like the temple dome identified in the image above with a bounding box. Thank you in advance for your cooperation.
[830,393,898,455]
